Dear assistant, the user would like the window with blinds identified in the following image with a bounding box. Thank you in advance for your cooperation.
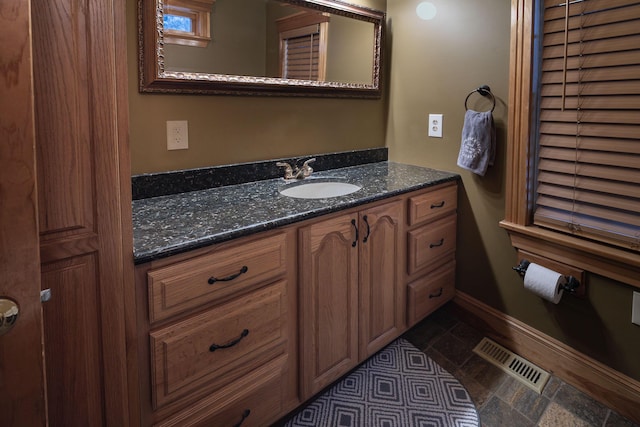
[534,0,640,251]
[281,25,323,80]
[277,11,329,82]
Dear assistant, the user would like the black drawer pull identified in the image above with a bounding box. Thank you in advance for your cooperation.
[431,201,445,209]
[233,409,251,427]
[363,215,371,243]
[429,287,444,299]
[429,238,444,248]
[209,329,249,352]
[208,265,248,285]
[351,219,359,247]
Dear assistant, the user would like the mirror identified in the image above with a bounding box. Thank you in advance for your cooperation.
[138,0,384,97]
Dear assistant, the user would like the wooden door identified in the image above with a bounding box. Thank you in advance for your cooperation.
[31,0,133,425]
[299,213,359,399]
[0,1,47,425]
[359,200,405,358]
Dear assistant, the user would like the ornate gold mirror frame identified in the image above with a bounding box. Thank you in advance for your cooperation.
[138,0,385,98]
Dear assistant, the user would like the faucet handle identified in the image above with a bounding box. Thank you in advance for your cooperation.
[301,158,316,178]
[276,162,295,179]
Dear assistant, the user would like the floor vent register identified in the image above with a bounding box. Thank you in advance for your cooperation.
[473,337,550,394]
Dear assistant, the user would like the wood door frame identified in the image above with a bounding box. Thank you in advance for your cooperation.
[0,0,47,424]
[88,0,135,424]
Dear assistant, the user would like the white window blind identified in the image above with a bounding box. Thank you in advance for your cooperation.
[534,0,640,251]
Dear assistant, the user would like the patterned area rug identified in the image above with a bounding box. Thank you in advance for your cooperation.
[285,338,479,427]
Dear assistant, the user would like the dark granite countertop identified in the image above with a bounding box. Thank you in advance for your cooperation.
[132,161,459,264]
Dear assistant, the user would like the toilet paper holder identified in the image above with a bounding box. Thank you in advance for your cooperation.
[512,259,581,294]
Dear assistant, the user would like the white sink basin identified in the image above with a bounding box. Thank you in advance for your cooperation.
[279,181,361,199]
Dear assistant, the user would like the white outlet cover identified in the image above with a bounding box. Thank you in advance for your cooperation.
[428,114,443,138]
[167,120,189,150]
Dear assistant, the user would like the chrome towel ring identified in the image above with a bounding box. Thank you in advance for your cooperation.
[464,85,496,112]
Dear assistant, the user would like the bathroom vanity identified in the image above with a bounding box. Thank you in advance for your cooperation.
[130,161,459,426]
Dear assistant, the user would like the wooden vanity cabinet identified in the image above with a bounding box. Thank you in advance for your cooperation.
[131,181,458,425]
[298,199,405,399]
[133,229,299,427]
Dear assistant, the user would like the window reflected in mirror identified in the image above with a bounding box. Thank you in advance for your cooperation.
[163,0,215,48]
[277,11,329,81]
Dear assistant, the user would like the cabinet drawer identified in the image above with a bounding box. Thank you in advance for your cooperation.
[408,184,457,226]
[150,281,287,408]
[407,259,456,326]
[156,357,285,427]
[148,232,287,322]
[407,214,456,276]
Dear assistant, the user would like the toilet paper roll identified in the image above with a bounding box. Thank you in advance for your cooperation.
[523,263,566,304]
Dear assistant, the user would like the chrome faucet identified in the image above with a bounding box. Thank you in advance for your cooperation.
[277,158,316,179]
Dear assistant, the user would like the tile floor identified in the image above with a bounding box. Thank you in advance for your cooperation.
[402,303,640,427]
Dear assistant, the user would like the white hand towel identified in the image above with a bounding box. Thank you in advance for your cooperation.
[457,110,496,176]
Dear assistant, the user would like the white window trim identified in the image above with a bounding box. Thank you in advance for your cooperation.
[163,0,215,48]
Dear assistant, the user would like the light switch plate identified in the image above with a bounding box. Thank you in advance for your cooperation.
[167,120,189,150]
[633,292,640,326]
[428,114,443,138]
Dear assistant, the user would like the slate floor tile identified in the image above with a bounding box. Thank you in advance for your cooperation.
[553,383,609,426]
[495,376,550,423]
[430,331,476,367]
[538,401,592,427]
[479,396,534,427]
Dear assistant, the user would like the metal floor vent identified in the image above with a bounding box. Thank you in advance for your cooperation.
[472,337,550,394]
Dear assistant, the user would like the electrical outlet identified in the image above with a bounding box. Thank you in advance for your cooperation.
[167,120,189,150]
[633,292,640,326]
[428,114,443,138]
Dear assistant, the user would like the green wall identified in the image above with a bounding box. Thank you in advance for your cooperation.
[127,0,640,381]
[385,0,640,381]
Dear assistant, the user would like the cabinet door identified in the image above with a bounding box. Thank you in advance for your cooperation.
[299,213,359,399]
[359,200,405,358]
